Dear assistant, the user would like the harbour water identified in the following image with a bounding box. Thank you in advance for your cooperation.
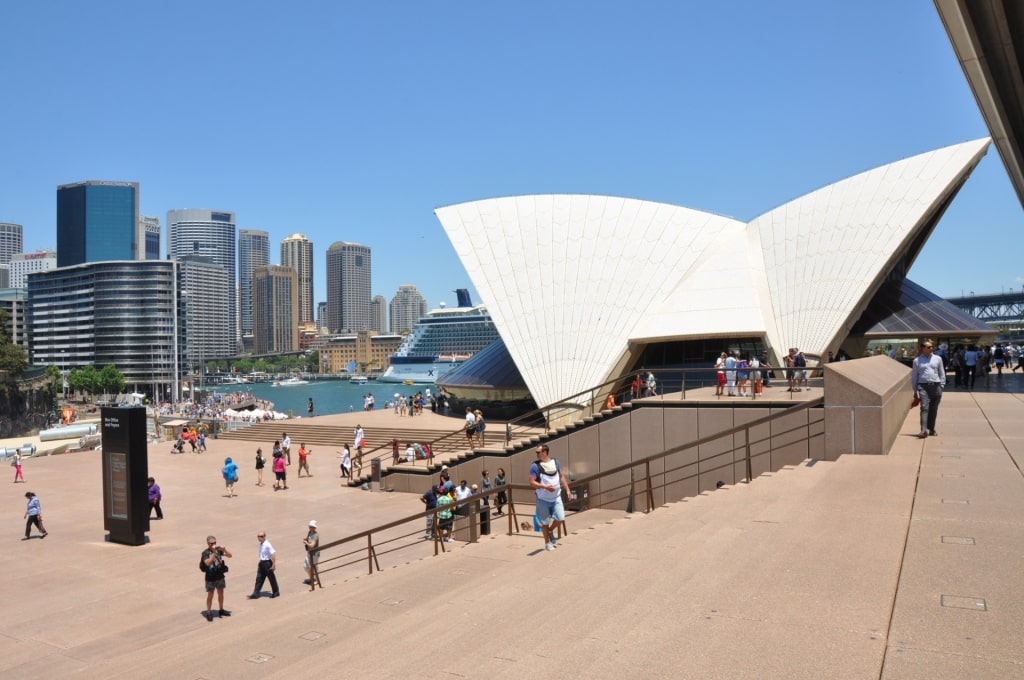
[207,380,437,418]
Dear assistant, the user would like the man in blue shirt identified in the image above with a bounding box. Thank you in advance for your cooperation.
[23,491,46,539]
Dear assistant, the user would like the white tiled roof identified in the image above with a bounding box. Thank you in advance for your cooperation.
[436,139,990,408]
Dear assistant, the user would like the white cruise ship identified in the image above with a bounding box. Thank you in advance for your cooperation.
[379,293,499,384]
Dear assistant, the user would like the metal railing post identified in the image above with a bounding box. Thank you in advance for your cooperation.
[645,459,655,512]
[744,425,753,483]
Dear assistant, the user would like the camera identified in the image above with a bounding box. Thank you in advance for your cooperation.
[215,547,225,555]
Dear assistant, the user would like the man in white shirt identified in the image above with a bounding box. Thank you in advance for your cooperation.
[281,432,291,466]
[249,531,280,599]
[911,340,946,438]
[454,479,473,517]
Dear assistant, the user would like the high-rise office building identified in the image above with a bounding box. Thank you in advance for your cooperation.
[141,216,161,260]
[280,233,314,325]
[238,229,270,339]
[56,181,142,267]
[325,241,371,333]
[389,285,427,334]
[0,223,23,264]
[317,301,328,332]
[179,256,234,365]
[0,288,28,350]
[10,250,57,289]
[370,294,387,333]
[28,260,183,400]
[166,209,237,351]
[253,265,298,354]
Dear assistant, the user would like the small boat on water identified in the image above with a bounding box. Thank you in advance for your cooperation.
[349,375,369,385]
[274,377,310,386]
[402,379,415,385]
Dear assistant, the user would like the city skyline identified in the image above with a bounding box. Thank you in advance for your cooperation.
[4,3,1020,311]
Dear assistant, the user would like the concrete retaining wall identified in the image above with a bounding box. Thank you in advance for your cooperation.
[823,355,912,460]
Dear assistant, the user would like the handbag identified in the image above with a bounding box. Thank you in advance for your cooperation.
[911,395,920,408]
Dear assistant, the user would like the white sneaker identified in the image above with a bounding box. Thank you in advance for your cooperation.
[545,542,555,551]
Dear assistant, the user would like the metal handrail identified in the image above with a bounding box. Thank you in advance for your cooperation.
[318,396,825,581]
[347,365,825,484]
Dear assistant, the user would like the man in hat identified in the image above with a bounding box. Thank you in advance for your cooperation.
[529,445,572,551]
[281,432,291,466]
[303,520,320,590]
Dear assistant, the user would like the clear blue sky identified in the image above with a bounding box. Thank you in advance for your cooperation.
[1,1,1019,308]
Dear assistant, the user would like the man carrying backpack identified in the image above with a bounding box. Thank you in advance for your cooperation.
[530,445,572,552]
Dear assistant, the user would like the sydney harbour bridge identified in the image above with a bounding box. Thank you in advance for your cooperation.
[948,289,1024,329]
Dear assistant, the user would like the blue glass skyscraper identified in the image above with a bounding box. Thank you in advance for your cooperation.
[56,181,141,267]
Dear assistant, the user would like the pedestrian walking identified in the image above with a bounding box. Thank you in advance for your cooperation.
[255,447,265,486]
[148,477,163,519]
[248,530,280,599]
[529,445,572,551]
[282,432,291,466]
[273,450,288,490]
[339,444,352,479]
[297,443,312,477]
[912,340,945,438]
[23,491,47,540]
[13,450,24,483]
[303,520,320,590]
[222,457,239,498]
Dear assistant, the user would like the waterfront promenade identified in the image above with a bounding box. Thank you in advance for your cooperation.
[1,383,1022,678]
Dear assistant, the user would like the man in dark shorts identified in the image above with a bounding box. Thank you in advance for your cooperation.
[200,535,233,621]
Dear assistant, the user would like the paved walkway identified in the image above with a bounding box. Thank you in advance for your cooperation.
[0,387,1021,678]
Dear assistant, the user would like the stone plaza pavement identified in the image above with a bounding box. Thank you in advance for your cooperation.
[1,386,1022,679]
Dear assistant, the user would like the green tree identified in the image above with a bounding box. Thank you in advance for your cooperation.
[305,350,320,374]
[0,309,27,378]
[69,365,100,401]
[233,359,253,375]
[99,365,126,396]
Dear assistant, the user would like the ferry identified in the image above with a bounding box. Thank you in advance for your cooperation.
[379,291,500,384]
[349,375,369,385]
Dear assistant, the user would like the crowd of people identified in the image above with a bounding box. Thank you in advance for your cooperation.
[942,341,1024,389]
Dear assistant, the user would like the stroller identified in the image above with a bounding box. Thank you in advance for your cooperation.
[170,437,186,454]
